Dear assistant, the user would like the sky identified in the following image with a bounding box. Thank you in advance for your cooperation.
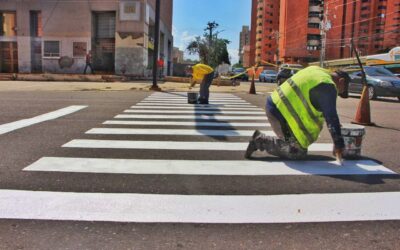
[172,0,251,64]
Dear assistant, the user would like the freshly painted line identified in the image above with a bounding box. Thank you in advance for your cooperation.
[63,139,333,152]
[136,103,258,108]
[123,110,266,115]
[144,98,244,101]
[1,190,400,223]
[103,120,270,127]
[140,100,250,104]
[25,158,397,176]
[115,114,268,120]
[0,106,88,135]
[86,128,275,137]
[129,106,264,111]
[150,93,236,97]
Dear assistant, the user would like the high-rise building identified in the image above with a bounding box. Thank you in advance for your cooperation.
[238,26,250,64]
[326,0,400,60]
[278,0,323,64]
[250,0,280,66]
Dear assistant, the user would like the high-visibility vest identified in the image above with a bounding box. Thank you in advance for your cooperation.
[271,66,337,149]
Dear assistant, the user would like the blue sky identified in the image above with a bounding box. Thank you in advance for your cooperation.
[173,0,251,64]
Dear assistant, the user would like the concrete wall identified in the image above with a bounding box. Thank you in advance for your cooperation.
[0,0,173,75]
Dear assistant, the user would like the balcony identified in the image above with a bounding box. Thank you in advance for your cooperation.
[308,17,321,24]
[307,39,321,46]
[309,5,323,12]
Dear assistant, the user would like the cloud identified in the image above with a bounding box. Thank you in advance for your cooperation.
[228,48,239,65]
[173,29,198,60]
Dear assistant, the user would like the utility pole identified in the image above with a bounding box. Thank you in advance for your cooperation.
[204,21,219,46]
[150,0,161,91]
[273,30,280,70]
[320,3,331,68]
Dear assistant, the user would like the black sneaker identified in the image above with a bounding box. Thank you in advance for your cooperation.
[245,140,257,159]
[252,130,262,140]
[198,99,209,104]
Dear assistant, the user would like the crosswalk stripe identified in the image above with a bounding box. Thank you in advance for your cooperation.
[86,128,275,137]
[140,100,249,104]
[123,110,266,115]
[115,114,268,120]
[63,139,333,152]
[144,98,245,102]
[136,103,258,107]
[24,157,397,176]
[129,106,264,111]
[0,106,88,135]
[103,121,270,127]
[2,190,399,223]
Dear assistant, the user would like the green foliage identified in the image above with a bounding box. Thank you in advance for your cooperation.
[186,22,231,68]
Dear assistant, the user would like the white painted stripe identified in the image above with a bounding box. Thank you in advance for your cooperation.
[0,106,88,135]
[129,106,263,111]
[151,93,236,97]
[136,103,258,108]
[144,98,244,101]
[103,121,270,127]
[63,139,333,152]
[86,128,275,137]
[115,114,268,120]
[25,158,397,176]
[140,100,249,104]
[1,190,400,223]
[124,110,266,115]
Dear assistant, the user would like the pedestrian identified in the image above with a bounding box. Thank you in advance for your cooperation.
[157,56,165,78]
[186,63,215,104]
[84,50,94,74]
[245,66,351,161]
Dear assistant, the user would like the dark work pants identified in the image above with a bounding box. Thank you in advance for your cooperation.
[84,63,94,74]
[199,72,214,101]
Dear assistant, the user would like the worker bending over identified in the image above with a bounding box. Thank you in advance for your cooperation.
[245,66,351,160]
[186,63,215,104]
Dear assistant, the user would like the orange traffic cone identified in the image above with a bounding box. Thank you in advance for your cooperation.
[352,85,375,126]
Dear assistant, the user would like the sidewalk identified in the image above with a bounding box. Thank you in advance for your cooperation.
[0,80,276,93]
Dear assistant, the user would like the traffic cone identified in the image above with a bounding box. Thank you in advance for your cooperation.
[352,85,375,126]
[249,73,256,95]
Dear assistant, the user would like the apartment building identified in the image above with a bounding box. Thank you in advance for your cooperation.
[0,0,173,76]
[326,0,400,60]
[238,25,250,64]
[250,0,280,66]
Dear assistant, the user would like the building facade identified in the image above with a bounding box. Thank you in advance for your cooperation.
[238,25,250,64]
[250,0,280,66]
[0,0,173,76]
[326,0,400,60]
[249,0,399,65]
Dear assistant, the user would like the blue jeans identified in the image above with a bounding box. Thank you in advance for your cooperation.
[199,72,214,101]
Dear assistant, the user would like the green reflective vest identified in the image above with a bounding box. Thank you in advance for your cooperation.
[271,66,336,149]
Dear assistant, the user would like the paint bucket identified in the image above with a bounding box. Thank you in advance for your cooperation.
[187,92,198,104]
[341,123,366,159]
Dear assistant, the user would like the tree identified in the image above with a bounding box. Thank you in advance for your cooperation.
[186,22,231,68]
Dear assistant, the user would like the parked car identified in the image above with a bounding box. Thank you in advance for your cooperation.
[230,68,249,81]
[347,66,400,101]
[276,64,303,86]
[259,70,278,83]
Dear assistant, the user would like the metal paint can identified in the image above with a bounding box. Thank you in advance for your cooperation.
[187,92,198,104]
[341,123,366,159]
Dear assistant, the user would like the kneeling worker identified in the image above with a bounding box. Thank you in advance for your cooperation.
[245,66,351,161]
[186,63,215,104]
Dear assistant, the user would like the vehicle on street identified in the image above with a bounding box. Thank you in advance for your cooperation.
[347,66,400,101]
[259,69,278,83]
[276,64,303,86]
[230,68,249,81]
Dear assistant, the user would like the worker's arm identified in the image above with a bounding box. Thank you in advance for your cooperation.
[310,84,345,151]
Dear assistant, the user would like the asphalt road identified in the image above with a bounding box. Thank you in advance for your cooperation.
[0,89,399,250]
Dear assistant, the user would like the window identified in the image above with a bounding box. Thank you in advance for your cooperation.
[0,12,16,36]
[73,42,87,57]
[308,23,320,28]
[44,41,60,57]
[30,11,42,37]
[378,6,386,9]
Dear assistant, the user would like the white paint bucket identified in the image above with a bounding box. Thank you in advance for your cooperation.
[341,123,366,159]
[187,92,198,104]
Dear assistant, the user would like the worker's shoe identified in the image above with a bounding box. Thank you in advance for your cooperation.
[198,98,209,104]
[244,130,263,159]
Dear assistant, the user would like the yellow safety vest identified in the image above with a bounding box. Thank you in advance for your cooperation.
[271,66,336,149]
[192,64,214,81]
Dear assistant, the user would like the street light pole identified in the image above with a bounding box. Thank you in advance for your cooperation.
[150,0,161,91]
